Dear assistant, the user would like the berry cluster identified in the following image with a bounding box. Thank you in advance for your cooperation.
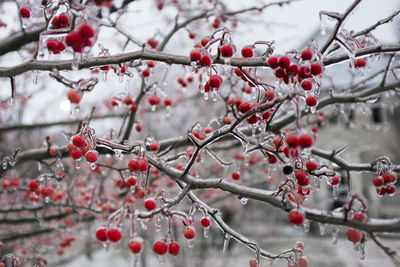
[373,172,397,196]
[65,23,95,52]
[68,135,99,164]
[46,39,66,54]
[51,13,70,29]
[93,0,113,7]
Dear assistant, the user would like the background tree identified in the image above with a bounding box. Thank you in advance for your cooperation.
[0,0,400,266]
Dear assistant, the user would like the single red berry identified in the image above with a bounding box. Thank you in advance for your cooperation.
[295,170,307,181]
[135,124,142,132]
[142,69,150,77]
[67,90,81,104]
[354,58,367,68]
[299,66,312,79]
[126,177,137,186]
[149,143,160,151]
[381,173,397,183]
[301,80,313,91]
[149,95,160,105]
[85,150,98,163]
[183,227,196,239]
[168,242,180,256]
[274,68,286,78]
[209,75,222,89]
[164,99,172,106]
[286,134,298,147]
[57,42,66,52]
[153,240,168,255]
[372,177,384,187]
[72,135,86,148]
[287,65,298,76]
[268,56,279,69]
[40,187,53,197]
[47,40,58,52]
[310,63,323,75]
[128,159,140,172]
[298,256,309,267]
[95,227,108,242]
[70,149,82,159]
[346,229,362,243]
[386,185,396,195]
[107,228,122,243]
[19,7,31,18]
[330,176,340,185]
[28,180,39,191]
[188,32,195,39]
[190,49,202,61]
[278,56,291,69]
[220,44,234,57]
[199,55,212,67]
[138,158,149,172]
[231,172,241,180]
[301,49,313,60]
[144,199,156,211]
[201,217,211,228]
[241,47,253,58]
[306,161,318,171]
[288,210,304,226]
[79,23,95,39]
[201,37,210,47]
[264,91,275,101]
[298,134,313,148]
[65,32,84,51]
[306,96,317,107]
[57,13,70,28]
[128,239,142,254]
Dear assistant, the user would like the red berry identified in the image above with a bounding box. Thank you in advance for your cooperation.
[220,44,234,58]
[57,42,66,52]
[138,158,149,172]
[70,149,82,160]
[231,172,241,180]
[65,32,84,51]
[381,173,397,183]
[239,102,252,113]
[295,170,307,181]
[372,177,384,187]
[67,90,81,104]
[147,38,159,49]
[149,143,160,151]
[72,135,86,148]
[209,75,222,89]
[183,227,195,239]
[144,199,156,211]
[268,56,279,69]
[96,227,108,242]
[28,180,39,191]
[306,161,318,171]
[40,187,53,197]
[168,242,180,256]
[355,58,366,68]
[128,239,142,254]
[299,66,312,79]
[201,217,211,228]
[301,49,313,60]
[286,134,298,147]
[298,134,313,148]
[288,210,304,226]
[107,228,122,243]
[57,13,70,28]
[346,229,361,243]
[47,40,58,52]
[128,159,140,172]
[310,63,323,75]
[153,240,168,255]
[264,91,275,101]
[306,96,317,107]
[85,150,98,163]
[298,256,309,267]
[164,99,172,106]
[190,50,201,61]
[19,7,31,18]
[301,80,312,91]
[278,57,291,69]
[135,124,142,132]
[79,23,94,39]
[386,185,396,195]
[188,32,195,39]
[142,69,150,77]
[126,177,137,186]
[201,37,210,47]
[330,176,340,185]
[199,55,212,67]
[241,47,253,58]
[149,95,160,105]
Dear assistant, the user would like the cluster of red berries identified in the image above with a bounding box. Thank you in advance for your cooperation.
[1,174,20,191]
[115,176,137,189]
[65,23,95,52]
[128,158,149,172]
[68,135,99,164]
[46,39,66,54]
[148,95,161,106]
[51,13,70,29]
[190,49,213,67]
[153,239,180,256]
[147,38,159,49]
[354,58,367,68]
[27,179,56,201]
[373,172,397,196]
[203,74,223,93]
[95,227,122,243]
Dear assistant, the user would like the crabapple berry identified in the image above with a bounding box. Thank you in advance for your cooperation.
[268,56,279,69]
[107,228,122,243]
[95,227,108,242]
[199,55,212,67]
[301,49,313,60]
[128,159,140,172]
[310,64,323,75]
[288,210,304,226]
[298,135,313,148]
[79,23,95,39]
[85,150,98,163]
[201,217,211,228]
[306,96,317,107]
[67,90,81,104]
[72,135,86,148]
[241,47,253,58]
[286,134,298,147]
[70,149,82,159]
[220,44,234,57]
[19,7,31,18]
[278,56,291,69]
[183,226,196,239]
[301,80,312,91]
[168,242,180,255]
[28,180,39,191]
[40,187,53,197]
[346,229,362,243]
[231,172,241,180]
[355,58,367,68]
[330,176,341,185]
[306,161,318,171]
[190,50,202,61]
[298,256,309,267]
[144,199,156,211]
[153,240,168,255]
[128,239,142,254]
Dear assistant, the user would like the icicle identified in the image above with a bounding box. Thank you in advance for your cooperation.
[303,219,310,233]
[319,14,327,36]
[155,216,162,232]
[132,254,140,267]
[222,233,231,254]
[38,162,42,171]
[332,184,339,199]
[331,226,339,245]
[162,65,169,86]
[33,71,39,84]
[203,92,209,100]
[139,219,148,230]
[203,227,209,238]
[157,255,166,263]
[359,241,365,260]
[151,105,156,111]
[224,57,231,65]
[75,159,81,170]
[90,163,97,170]
[211,90,218,101]
[114,149,123,159]
[314,177,321,190]
[102,71,108,82]
[239,197,248,205]
[186,238,195,248]
[319,223,326,235]
[45,196,50,203]
[72,53,81,70]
